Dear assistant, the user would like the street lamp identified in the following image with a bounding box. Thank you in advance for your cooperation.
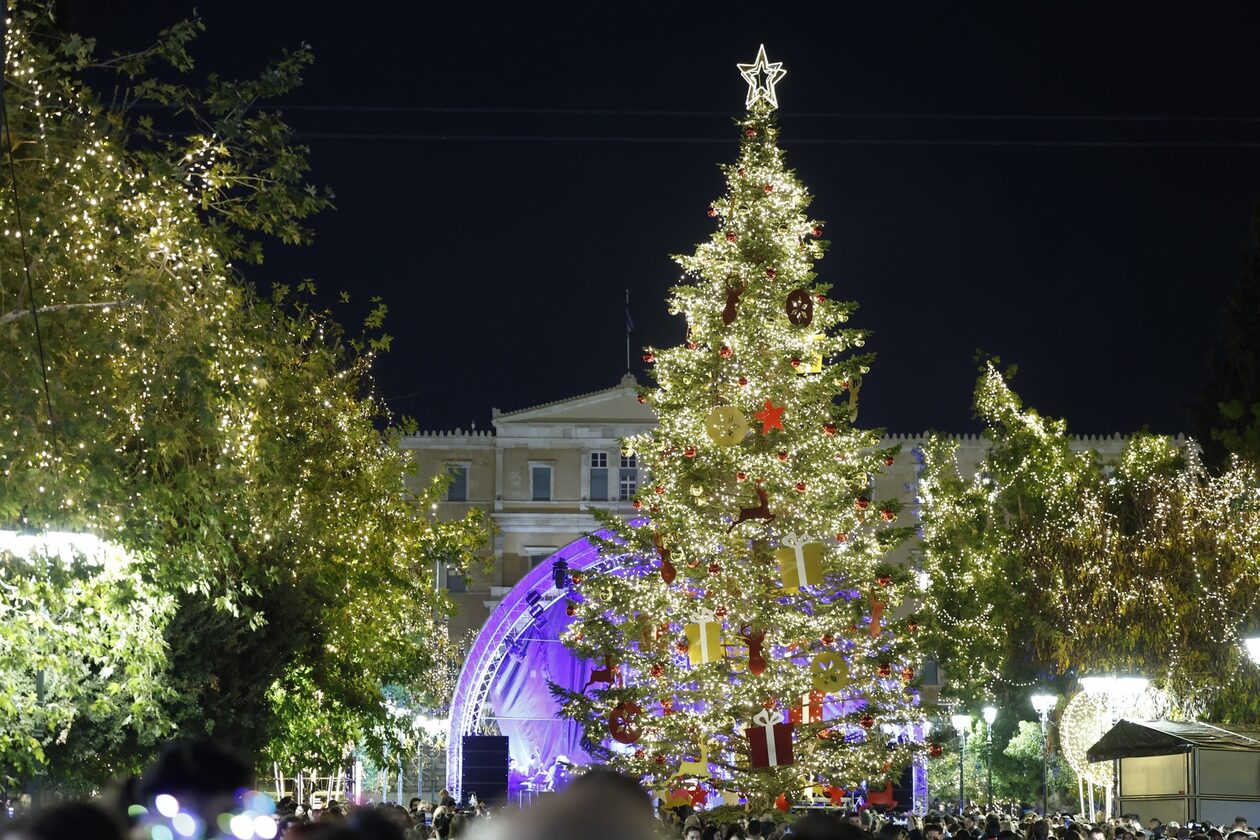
[951,713,973,815]
[982,705,998,809]
[1031,693,1057,817]
[1243,634,1260,665]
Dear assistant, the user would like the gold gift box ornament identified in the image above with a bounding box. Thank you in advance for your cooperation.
[776,533,824,592]
[683,607,725,666]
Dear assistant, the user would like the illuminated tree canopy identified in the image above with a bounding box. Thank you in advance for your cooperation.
[0,4,487,786]
[919,364,1260,717]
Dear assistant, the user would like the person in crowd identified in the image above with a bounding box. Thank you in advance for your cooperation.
[925,822,946,840]
[438,789,456,808]
[0,802,125,840]
[790,812,869,840]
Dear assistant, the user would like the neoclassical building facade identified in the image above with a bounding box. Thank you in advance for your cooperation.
[402,373,1135,643]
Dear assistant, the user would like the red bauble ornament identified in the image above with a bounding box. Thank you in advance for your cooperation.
[636,394,647,404]
[762,697,777,710]
[859,714,875,729]
[707,562,722,575]
[877,574,892,587]
[777,451,789,462]
[818,728,833,740]
[643,352,655,363]
[655,754,666,766]
[880,508,896,522]
[907,621,919,633]
[736,471,747,481]
[823,423,837,435]
[571,573,583,583]
[855,497,870,510]
[878,663,893,678]
[632,499,643,510]
[650,506,659,513]
[884,456,895,466]
[738,376,748,386]
[726,231,737,243]
[811,225,823,237]
[821,633,834,645]
[684,447,696,458]
[650,664,664,678]
[901,667,915,681]
[766,268,776,278]
[608,701,643,744]
[794,481,806,492]
[791,358,801,368]
[737,168,746,177]
[714,606,728,619]
[719,345,732,358]
[635,748,645,758]
[764,183,774,193]
[654,485,665,495]
[816,293,826,304]
[687,341,699,350]
[707,207,718,218]
[565,602,577,616]
[745,126,756,137]
[675,640,689,654]
[661,698,674,714]
[928,743,944,758]
[835,532,847,543]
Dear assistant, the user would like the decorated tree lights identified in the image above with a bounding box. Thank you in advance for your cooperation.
[554,46,925,805]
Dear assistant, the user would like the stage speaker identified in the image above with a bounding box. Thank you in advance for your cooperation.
[889,761,915,810]
[461,735,508,804]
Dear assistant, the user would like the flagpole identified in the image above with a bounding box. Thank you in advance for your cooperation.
[625,288,630,372]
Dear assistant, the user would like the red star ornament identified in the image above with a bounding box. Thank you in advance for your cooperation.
[753,399,786,434]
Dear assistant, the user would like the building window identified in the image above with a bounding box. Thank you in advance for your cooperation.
[446,571,466,593]
[446,463,468,502]
[619,454,638,501]
[531,464,553,501]
[589,452,608,501]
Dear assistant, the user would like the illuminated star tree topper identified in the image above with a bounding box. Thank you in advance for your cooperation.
[738,44,787,110]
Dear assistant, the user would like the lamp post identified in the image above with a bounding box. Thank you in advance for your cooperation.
[1031,693,1057,817]
[1079,672,1148,819]
[982,705,997,809]
[951,713,973,815]
[1244,634,1260,665]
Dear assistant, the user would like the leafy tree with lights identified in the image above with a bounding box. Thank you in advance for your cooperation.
[1192,203,1260,471]
[0,4,487,788]
[555,47,924,805]
[918,363,1260,719]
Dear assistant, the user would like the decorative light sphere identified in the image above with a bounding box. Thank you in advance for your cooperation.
[950,713,973,734]
[982,705,998,726]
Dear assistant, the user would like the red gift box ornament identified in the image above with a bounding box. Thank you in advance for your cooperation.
[745,709,794,768]
[789,690,825,725]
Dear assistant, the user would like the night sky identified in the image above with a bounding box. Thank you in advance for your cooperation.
[65,2,1260,436]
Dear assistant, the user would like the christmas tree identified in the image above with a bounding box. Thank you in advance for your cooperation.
[555,46,926,805]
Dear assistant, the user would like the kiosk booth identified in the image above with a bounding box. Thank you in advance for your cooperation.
[1087,720,1260,825]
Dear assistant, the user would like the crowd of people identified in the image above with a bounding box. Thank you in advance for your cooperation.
[1,742,1256,840]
